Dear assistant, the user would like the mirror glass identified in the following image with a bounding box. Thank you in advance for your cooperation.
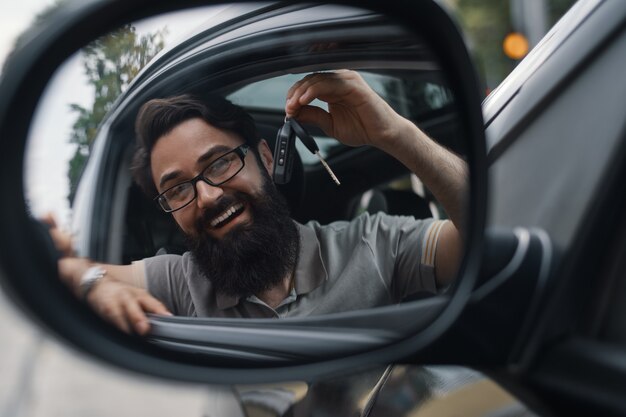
[24,3,469,333]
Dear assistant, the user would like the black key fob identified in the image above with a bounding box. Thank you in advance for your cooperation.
[273,120,296,184]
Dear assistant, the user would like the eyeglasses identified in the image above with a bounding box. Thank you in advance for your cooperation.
[154,144,250,213]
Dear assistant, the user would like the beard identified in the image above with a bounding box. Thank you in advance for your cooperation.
[185,172,300,298]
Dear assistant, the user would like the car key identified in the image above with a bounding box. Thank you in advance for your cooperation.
[287,118,341,186]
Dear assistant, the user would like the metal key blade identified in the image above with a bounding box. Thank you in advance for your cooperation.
[315,151,340,185]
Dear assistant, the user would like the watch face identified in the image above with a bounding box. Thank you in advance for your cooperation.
[80,266,107,299]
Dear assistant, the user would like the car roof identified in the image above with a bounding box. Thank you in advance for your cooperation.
[127,3,382,96]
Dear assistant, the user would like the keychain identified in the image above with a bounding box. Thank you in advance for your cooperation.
[273,118,341,186]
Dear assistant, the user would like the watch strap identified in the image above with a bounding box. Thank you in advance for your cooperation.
[80,266,107,300]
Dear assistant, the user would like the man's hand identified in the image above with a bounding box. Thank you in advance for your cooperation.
[86,278,171,336]
[58,256,171,335]
[285,70,411,149]
[45,214,172,335]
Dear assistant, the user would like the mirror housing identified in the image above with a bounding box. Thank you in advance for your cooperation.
[0,0,486,384]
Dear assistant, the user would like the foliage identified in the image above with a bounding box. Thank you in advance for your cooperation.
[67,25,166,203]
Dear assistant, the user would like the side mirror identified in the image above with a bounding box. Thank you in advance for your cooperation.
[0,0,486,384]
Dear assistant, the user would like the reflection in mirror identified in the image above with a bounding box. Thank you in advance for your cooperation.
[24,3,468,334]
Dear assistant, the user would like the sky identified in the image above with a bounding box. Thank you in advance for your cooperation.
[1,1,216,227]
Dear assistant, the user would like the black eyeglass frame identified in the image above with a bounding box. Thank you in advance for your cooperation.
[154,144,250,213]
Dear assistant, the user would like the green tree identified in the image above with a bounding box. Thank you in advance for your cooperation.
[68,25,166,203]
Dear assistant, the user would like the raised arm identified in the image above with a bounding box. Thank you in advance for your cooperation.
[285,70,467,287]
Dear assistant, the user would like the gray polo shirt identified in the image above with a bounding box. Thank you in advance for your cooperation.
[143,212,447,318]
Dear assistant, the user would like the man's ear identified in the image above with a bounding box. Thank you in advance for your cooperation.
[257,139,274,175]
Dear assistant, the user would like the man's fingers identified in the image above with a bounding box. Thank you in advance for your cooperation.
[41,213,75,257]
[86,281,162,335]
[138,294,172,316]
[293,105,333,136]
[286,74,340,111]
[40,212,57,228]
[115,290,169,335]
[97,302,131,334]
[286,73,339,115]
[286,72,366,119]
[299,76,347,104]
[286,72,318,100]
[123,296,151,336]
[49,228,74,256]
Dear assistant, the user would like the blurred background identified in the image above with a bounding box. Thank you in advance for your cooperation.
[443,0,577,94]
[0,1,577,416]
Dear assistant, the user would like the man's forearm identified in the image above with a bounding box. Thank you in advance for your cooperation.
[376,118,468,234]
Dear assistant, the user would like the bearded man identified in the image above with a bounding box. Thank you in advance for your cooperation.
[55,70,466,334]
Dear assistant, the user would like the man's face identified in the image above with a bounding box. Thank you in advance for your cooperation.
[150,117,299,297]
[150,117,274,240]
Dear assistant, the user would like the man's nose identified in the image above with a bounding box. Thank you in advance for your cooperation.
[195,180,224,208]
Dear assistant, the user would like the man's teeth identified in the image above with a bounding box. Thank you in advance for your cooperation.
[210,203,244,227]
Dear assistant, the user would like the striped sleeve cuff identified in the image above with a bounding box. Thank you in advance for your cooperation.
[130,260,147,289]
[420,219,448,267]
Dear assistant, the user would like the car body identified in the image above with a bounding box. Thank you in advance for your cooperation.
[1,0,625,415]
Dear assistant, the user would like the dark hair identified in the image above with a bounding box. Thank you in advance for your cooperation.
[131,94,261,197]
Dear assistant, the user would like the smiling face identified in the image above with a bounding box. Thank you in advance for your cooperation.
[150,117,274,240]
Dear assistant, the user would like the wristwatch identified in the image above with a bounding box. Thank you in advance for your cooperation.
[80,266,107,300]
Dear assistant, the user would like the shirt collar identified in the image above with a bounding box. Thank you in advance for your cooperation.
[216,221,328,310]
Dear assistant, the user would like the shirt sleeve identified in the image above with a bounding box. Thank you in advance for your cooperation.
[396,217,449,297]
[360,213,448,300]
[142,254,194,316]
[130,260,147,288]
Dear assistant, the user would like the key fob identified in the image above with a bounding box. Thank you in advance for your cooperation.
[273,120,296,184]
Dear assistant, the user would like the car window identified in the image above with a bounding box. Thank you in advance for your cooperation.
[228,71,453,115]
